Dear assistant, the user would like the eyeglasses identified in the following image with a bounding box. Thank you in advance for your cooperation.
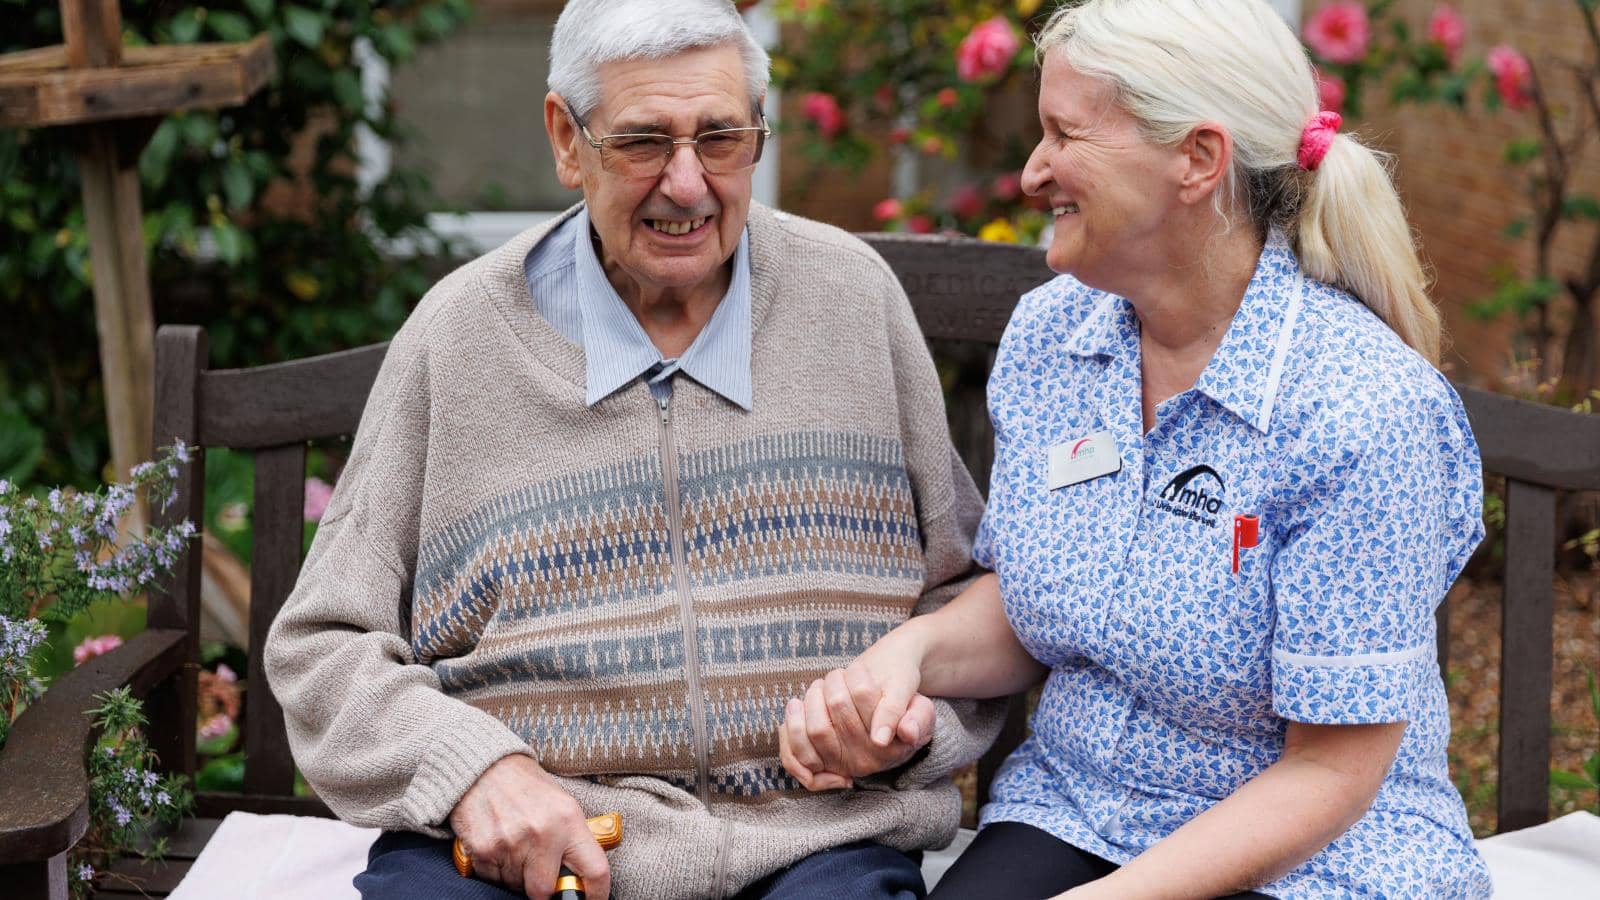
[569,108,771,178]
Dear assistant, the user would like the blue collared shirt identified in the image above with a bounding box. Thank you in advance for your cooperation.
[523,207,753,410]
[974,231,1490,898]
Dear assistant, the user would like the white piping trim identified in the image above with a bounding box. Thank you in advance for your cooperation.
[1255,272,1305,431]
[1272,644,1432,669]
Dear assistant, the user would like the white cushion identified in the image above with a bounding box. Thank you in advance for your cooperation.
[168,812,378,900]
[171,810,1600,898]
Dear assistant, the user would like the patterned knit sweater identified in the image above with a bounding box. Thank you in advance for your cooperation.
[263,203,1003,900]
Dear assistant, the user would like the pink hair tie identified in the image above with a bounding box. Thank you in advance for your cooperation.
[1297,110,1342,171]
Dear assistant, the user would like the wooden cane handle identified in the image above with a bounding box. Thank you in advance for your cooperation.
[453,813,623,879]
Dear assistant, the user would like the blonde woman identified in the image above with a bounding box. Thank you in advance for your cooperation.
[778,1,1490,897]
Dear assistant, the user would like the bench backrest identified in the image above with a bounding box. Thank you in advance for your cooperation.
[148,233,1600,832]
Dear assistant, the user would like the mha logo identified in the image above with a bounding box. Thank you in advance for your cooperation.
[1155,465,1225,528]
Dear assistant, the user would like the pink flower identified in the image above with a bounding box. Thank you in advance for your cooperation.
[215,662,238,683]
[303,476,334,522]
[1487,45,1533,110]
[956,17,1021,83]
[991,171,1022,202]
[872,198,903,222]
[887,126,911,145]
[949,184,984,219]
[1427,5,1466,65]
[73,634,123,667]
[935,87,959,109]
[906,215,934,234]
[800,92,845,138]
[1304,2,1371,65]
[199,713,233,741]
[1314,67,1347,114]
[873,84,896,113]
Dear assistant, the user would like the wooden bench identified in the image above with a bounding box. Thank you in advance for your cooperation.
[1,234,1596,898]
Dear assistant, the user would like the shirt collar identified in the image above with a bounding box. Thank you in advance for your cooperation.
[572,207,753,410]
[1063,229,1306,434]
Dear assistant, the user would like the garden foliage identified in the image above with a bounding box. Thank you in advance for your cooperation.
[0,0,471,488]
[0,444,197,895]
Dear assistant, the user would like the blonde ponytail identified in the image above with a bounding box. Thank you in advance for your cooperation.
[1296,134,1441,364]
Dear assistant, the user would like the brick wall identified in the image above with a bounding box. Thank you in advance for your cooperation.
[1350,0,1600,384]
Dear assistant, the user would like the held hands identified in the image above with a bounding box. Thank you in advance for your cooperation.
[448,754,610,900]
[778,631,934,790]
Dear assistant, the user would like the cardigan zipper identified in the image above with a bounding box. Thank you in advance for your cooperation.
[658,393,714,811]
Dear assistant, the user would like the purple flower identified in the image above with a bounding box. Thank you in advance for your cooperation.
[0,479,10,495]
[130,462,153,479]
[68,525,86,545]
[155,790,171,806]
[172,440,192,463]
[48,489,63,513]
[144,771,160,788]
[77,863,94,882]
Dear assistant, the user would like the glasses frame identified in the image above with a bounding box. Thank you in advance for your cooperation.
[566,104,772,177]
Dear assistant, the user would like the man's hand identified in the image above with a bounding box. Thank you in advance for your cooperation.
[448,755,610,899]
[777,627,934,790]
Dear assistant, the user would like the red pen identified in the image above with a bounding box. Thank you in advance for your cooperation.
[1232,514,1259,574]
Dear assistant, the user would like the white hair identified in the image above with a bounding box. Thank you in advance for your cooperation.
[1038,0,1440,364]
[549,0,771,121]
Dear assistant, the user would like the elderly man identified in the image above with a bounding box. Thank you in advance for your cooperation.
[264,2,998,898]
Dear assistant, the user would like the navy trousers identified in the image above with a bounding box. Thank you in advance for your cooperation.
[355,831,925,900]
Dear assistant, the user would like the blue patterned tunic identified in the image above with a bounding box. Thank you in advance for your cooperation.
[974,233,1491,898]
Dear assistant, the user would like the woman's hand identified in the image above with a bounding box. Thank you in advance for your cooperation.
[778,626,933,789]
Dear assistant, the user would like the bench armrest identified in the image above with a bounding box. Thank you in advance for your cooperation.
[0,628,188,863]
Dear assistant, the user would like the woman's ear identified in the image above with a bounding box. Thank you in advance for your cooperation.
[1177,122,1233,206]
[544,92,584,190]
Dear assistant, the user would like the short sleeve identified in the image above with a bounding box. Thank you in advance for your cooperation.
[1269,377,1483,724]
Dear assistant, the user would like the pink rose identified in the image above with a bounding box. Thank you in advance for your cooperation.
[73,634,124,667]
[906,215,934,234]
[1314,67,1347,114]
[872,198,903,222]
[1486,45,1533,110]
[991,171,1022,202]
[303,476,334,522]
[956,17,1021,83]
[800,92,845,138]
[1304,2,1371,65]
[949,184,984,219]
[1427,5,1466,65]
[199,713,233,741]
[887,126,911,145]
[935,87,960,109]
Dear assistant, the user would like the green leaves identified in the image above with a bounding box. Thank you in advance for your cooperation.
[1467,277,1562,320]
[207,10,255,42]
[1503,138,1543,166]
[281,5,325,50]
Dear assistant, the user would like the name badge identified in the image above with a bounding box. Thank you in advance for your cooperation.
[1048,431,1122,490]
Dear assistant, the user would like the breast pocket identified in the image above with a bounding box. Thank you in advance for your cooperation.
[1114,500,1274,707]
